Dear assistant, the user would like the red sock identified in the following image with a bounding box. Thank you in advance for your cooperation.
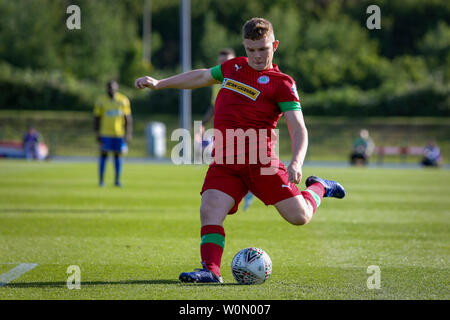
[200,225,225,277]
[301,182,325,213]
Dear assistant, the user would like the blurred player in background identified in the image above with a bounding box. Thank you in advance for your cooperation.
[350,128,375,166]
[196,48,255,211]
[421,139,442,167]
[94,80,132,187]
[135,18,346,283]
[23,126,41,160]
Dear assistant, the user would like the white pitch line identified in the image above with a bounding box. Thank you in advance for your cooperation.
[0,263,38,287]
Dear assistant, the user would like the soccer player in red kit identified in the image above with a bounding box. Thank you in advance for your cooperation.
[135,18,346,283]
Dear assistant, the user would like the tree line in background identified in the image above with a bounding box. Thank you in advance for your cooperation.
[0,0,448,116]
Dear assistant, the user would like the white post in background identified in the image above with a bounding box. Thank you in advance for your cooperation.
[143,0,152,64]
[180,0,191,132]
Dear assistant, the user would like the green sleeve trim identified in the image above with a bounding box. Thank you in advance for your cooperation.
[211,65,224,82]
[278,101,302,112]
[201,233,225,249]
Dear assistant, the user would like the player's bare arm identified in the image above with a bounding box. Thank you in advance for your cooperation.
[94,116,101,143]
[124,115,133,143]
[284,110,308,184]
[135,68,219,90]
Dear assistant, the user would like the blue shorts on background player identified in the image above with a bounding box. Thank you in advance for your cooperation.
[98,137,128,187]
[100,137,128,154]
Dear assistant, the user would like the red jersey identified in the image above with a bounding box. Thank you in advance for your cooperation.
[210,56,301,163]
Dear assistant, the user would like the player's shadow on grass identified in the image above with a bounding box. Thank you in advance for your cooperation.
[0,208,153,214]
[6,279,180,288]
[8,280,242,288]
[179,283,241,286]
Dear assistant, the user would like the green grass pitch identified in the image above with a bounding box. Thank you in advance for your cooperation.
[0,160,448,300]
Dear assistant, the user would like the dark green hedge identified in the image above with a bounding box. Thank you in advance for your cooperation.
[0,63,100,111]
[303,81,449,117]
[1,62,448,117]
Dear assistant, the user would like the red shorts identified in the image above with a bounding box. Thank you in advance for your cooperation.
[200,159,301,214]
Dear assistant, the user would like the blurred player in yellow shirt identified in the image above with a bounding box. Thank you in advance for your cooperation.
[94,80,132,187]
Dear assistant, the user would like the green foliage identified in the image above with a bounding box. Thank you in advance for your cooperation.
[61,0,138,82]
[419,21,450,82]
[0,0,63,70]
[296,15,389,92]
[0,62,101,111]
[199,12,240,67]
[119,40,153,87]
[0,0,449,116]
[266,4,303,72]
[303,79,450,117]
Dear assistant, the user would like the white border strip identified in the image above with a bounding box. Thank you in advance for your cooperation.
[0,263,38,287]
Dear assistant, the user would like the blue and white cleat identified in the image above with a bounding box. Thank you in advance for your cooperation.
[179,263,223,284]
[305,176,346,199]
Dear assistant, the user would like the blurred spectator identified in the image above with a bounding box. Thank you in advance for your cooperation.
[350,129,375,166]
[421,140,442,167]
[23,126,40,160]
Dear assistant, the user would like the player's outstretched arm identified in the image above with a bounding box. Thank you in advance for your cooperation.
[135,69,219,90]
[284,110,308,184]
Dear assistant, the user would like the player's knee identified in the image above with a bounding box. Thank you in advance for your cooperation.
[278,206,310,226]
[276,197,312,226]
[289,211,309,226]
[292,203,314,225]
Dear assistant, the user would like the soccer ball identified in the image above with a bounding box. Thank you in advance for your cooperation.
[231,247,272,285]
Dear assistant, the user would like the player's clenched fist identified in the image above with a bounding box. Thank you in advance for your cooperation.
[135,76,159,90]
[287,161,302,184]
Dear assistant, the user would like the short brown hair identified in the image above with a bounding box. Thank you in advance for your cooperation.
[242,18,274,40]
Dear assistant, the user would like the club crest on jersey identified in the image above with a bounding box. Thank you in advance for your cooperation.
[222,78,261,101]
[257,75,270,84]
